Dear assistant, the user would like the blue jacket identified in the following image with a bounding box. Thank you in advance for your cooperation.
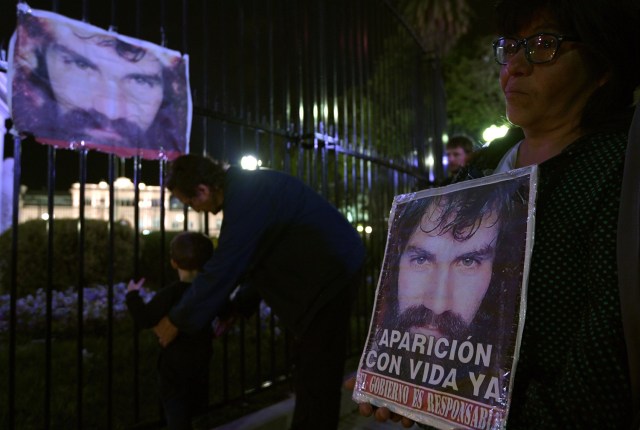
[169,166,365,336]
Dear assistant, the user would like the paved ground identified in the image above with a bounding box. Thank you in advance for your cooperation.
[338,408,410,430]
[213,385,407,430]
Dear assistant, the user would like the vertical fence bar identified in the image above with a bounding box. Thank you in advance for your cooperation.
[105,1,118,426]
[181,0,188,55]
[129,0,143,250]
[238,3,245,162]
[159,160,166,288]
[268,0,281,368]
[132,154,141,421]
[76,149,87,429]
[44,145,56,430]
[316,0,328,198]
[106,155,116,429]
[8,135,21,430]
[267,0,276,170]
[251,0,263,388]
[239,318,247,399]
[74,2,90,424]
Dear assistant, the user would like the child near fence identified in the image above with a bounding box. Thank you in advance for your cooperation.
[126,231,214,430]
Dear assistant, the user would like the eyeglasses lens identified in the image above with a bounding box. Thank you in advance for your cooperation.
[494,34,560,65]
[527,35,558,63]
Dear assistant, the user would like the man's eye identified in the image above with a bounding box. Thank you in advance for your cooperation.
[130,76,160,88]
[61,55,92,70]
[411,256,427,265]
[459,257,479,268]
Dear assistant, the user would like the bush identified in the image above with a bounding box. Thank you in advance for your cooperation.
[0,281,287,429]
[0,219,135,296]
[0,282,155,337]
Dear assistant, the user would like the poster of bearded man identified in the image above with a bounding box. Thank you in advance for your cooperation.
[8,2,192,160]
[354,166,537,430]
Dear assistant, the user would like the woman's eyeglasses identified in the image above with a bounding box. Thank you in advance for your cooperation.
[492,33,580,65]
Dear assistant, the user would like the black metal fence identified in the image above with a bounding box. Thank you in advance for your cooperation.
[0,0,446,428]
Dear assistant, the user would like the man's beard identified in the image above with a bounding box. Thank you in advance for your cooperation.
[396,305,469,339]
[55,108,148,147]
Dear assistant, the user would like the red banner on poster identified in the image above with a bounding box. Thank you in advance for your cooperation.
[358,370,504,430]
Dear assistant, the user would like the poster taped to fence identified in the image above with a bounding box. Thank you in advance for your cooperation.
[8,2,192,160]
[353,166,538,430]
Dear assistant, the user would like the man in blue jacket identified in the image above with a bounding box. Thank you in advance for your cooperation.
[154,154,366,430]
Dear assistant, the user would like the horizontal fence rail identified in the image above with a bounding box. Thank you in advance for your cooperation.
[0,0,446,428]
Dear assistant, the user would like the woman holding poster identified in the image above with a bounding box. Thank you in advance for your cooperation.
[351,0,640,428]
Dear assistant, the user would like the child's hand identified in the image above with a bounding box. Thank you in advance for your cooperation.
[127,278,145,292]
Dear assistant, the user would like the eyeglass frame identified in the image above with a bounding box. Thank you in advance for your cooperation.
[492,32,580,65]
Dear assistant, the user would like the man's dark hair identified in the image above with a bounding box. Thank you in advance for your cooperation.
[446,135,474,154]
[165,154,227,198]
[495,0,640,132]
[170,231,214,271]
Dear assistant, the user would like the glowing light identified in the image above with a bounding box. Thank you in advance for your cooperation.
[364,226,373,234]
[425,155,434,167]
[482,124,509,143]
[241,155,262,170]
[114,177,133,188]
[356,224,364,233]
[41,213,49,220]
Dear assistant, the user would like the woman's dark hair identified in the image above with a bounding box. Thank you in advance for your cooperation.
[165,154,227,198]
[495,0,640,131]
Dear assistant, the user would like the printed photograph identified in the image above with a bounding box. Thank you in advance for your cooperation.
[354,167,538,430]
[8,4,192,160]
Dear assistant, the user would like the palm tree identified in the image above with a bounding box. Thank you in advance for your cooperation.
[398,0,472,58]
